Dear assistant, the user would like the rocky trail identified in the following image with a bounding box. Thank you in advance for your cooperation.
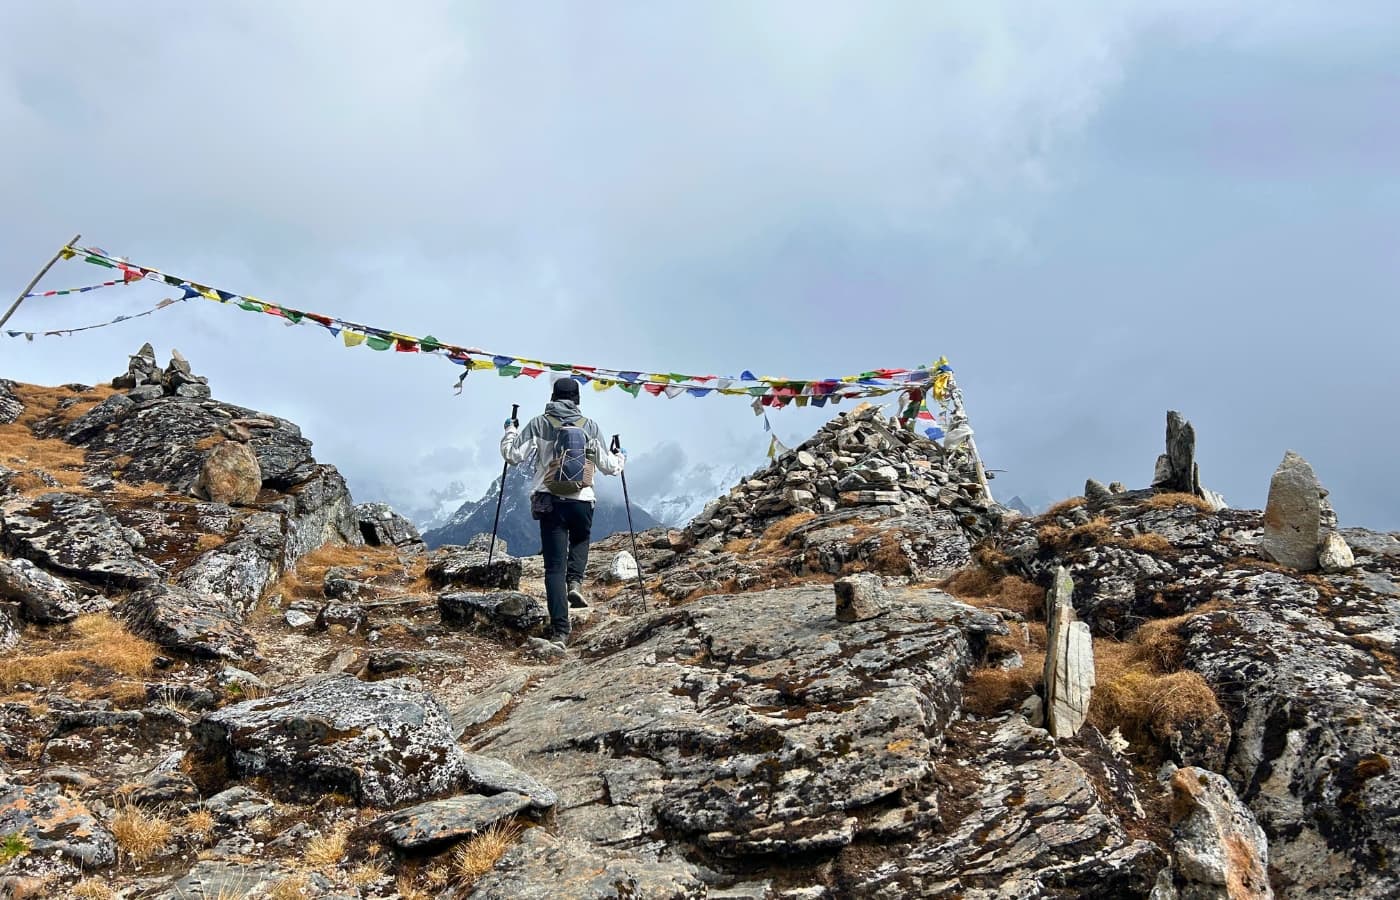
[0,347,1395,898]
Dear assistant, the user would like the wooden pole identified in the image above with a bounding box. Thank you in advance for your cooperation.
[0,234,82,332]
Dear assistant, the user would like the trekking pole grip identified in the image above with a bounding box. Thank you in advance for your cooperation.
[511,403,520,427]
[610,434,620,453]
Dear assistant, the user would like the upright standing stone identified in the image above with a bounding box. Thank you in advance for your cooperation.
[1260,451,1323,572]
[1152,411,1197,494]
[193,441,263,506]
[1042,567,1095,739]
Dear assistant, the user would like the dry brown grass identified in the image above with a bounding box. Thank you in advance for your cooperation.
[69,879,115,900]
[0,614,158,690]
[0,383,117,496]
[963,654,1045,717]
[265,875,311,900]
[111,801,174,862]
[396,876,431,900]
[303,822,352,870]
[183,808,216,844]
[1123,532,1174,555]
[757,511,817,553]
[349,860,387,887]
[1143,492,1214,513]
[941,569,1045,620]
[453,820,523,886]
[267,542,406,604]
[1037,516,1113,551]
[1045,496,1086,517]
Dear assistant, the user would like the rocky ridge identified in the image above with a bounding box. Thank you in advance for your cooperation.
[0,356,1394,898]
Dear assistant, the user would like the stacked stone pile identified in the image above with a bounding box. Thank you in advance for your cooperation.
[684,403,996,545]
[111,343,211,399]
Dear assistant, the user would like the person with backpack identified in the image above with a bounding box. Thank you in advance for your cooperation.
[500,375,625,649]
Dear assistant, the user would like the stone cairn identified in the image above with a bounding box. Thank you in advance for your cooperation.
[111,343,212,400]
[1261,450,1352,573]
[683,403,995,545]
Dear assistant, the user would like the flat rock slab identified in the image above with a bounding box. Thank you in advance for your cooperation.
[462,752,558,809]
[0,492,163,588]
[473,585,978,857]
[193,674,468,807]
[375,791,532,851]
[440,590,549,636]
[0,781,117,867]
[465,826,707,900]
[428,546,523,590]
[122,583,258,661]
[0,556,88,623]
[152,861,287,900]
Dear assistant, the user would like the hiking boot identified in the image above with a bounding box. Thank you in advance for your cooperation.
[567,581,589,608]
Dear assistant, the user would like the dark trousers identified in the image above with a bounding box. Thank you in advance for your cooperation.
[538,494,593,638]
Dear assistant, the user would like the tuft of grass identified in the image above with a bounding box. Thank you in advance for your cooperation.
[867,531,911,576]
[0,831,32,864]
[111,801,174,863]
[1143,492,1213,513]
[264,875,310,900]
[452,820,523,886]
[1037,516,1113,551]
[303,822,352,870]
[349,860,387,887]
[1089,628,1225,759]
[1123,532,1174,555]
[0,613,158,690]
[756,511,817,553]
[1045,496,1086,517]
[942,570,1045,620]
[396,876,431,900]
[424,864,451,890]
[69,879,115,900]
[183,808,216,844]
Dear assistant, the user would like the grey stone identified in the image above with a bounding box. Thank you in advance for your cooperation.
[427,546,523,590]
[283,609,314,628]
[462,752,558,810]
[0,380,21,425]
[1043,567,1095,739]
[204,785,275,825]
[834,573,888,622]
[1085,478,1113,507]
[525,635,567,661]
[126,384,165,403]
[176,511,284,611]
[1153,410,1198,494]
[153,861,286,899]
[1318,531,1355,573]
[449,672,529,737]
[322,565,366,600]
[316,601,367,633]
[0,557,88,623]
[375,792,532,851]
[1167,767,1272,899]
[1260,450,1323,571]
[355,501,426,551]
[192,440,261,506]
[604,550,639,583]
[192,674,469,806]
[0,492,164,588]
[122,583,258,661]
[465,826,707,900]
[441,591,549,637]
[0,781,117,867]
[61,392,135,443]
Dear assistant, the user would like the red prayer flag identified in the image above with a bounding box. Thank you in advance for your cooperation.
[643,383,666,396]
[395,339,419,353]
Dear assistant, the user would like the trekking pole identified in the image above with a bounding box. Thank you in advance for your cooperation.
[487,404,519,566]
[611,435,648,611]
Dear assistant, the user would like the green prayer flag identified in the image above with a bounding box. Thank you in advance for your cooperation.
[747,386,767,396]
[283,310,304,324]
[84,255,115,269]
[547,363,571,372]
[366,336,393,351]
[238,301,263,312]
[619,384,641,397]
[499,365,523,377]
[419,335,444,352]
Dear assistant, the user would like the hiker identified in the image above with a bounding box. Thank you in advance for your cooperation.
[500,376,625,648]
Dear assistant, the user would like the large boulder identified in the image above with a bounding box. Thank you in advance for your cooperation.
[192,440,262,506]
[0,556,89,623]
[1164,766,1271,900]
[0,492,163,588]
[0,781,117,867]
[1259,450,1323,571]
[357,501,426,552]
[428,546,523,591]
[176,511,285,612]
[440,591,549,637]
[122,583,258,661]
[473,585,981,859]
[192,674,469,807]
[374,792,533,852]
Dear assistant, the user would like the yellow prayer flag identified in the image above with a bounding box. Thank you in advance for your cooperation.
[342,331,366,348]
[472,359,496,371]
[199,289,221,302]
[592,379,612,391]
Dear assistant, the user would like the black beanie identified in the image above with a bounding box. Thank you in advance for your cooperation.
[551,377,580,402]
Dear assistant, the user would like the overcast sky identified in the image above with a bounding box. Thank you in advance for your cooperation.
[2,2,1397,529]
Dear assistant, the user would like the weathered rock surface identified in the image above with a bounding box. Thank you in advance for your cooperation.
[466,826,708,900]
[122,583,258,661]
[192,439,262,505]
[1163,766,1271,900]
[427,546,523,590]
[1318,530,1354,573]
[0,781,117,866]
[0,492,164,587]
[604,549,639,583]
[175,510,285,611]
[0,379,21,425]
[440,591,549,637]
[193,674,469,806]
[374,791,533,851]
[1043,566,1095,739]
[461,752,558,810]
[356,501,426,551]
[834,572,888,622]
[153,861,286,900]
[0,556,89,623]
[1260,450,1323,571]
[473,585,980,860]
